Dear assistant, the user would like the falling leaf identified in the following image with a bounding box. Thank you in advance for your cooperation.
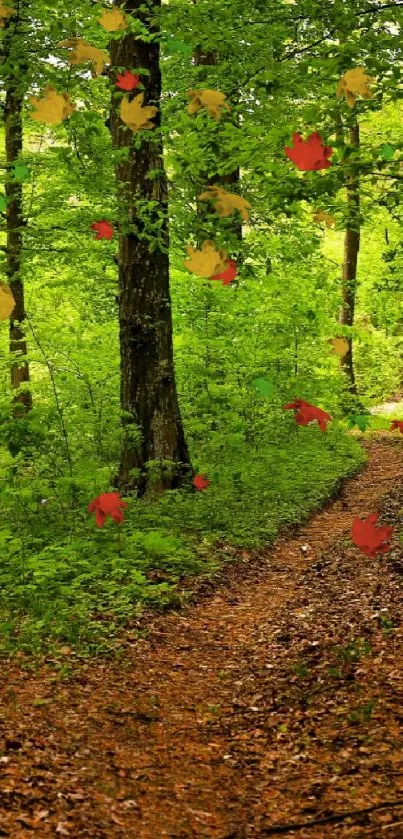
[313,211,336,228]
[88,492,128,527]
[115,70,140,91]
[193,475,210,491]
[183,240,228,278]
[0,2,14,26]
[347,414,371,432]
[164,39,193,57]
[328,337,349,358]
[390,420,403,434]
[99,7,128,31]
[187,89,231,120]
[210,259,237,285]
[285,132,333,171]
[58,39,110,76]
[198,185,251,222]
[351,512,394,558]
[336,67,375,108]
[0,194,8,212]
[251,378,275,397]
[0,281,15,320]
[283,398,332,432]
[120,92,158,131]
[11,163,30,181]
[91,220,114,240]
[29,86,75,125]
[380,144,395,161]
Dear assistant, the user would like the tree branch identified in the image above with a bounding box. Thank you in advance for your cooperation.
[226,2,403,32]
[259,800,403,835]
[227,1,403,97]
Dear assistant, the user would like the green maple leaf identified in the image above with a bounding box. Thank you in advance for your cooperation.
[347,414,371,432]
[0,194,8,212]
[251,377,275,398]
[12,163,30,181]
[379,144,395,161]
[163,38,193,57]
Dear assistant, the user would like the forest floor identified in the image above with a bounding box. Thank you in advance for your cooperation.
[1,433,403,839]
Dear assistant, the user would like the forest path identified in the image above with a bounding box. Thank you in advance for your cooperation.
[1,436,403,839]
[369,400,403,416]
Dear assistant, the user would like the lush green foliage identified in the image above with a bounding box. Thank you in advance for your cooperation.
[0,0,402,657]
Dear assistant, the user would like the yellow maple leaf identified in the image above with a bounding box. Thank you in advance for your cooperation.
[0,281,15,320]
[187,89,231,121]
[328,337,349,358]
[312,211,336,228]
[0,1,14,26]
[120,93,158,131]
[58,39,110,76]
[29,86,75,124]
[198,185,251,222]
[336,67,375,108]
[99,8,127,32]
[183,240,228,278]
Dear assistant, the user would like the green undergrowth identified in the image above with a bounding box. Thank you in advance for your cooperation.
[0,423,366,661]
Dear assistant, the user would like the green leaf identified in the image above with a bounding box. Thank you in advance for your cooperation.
[346,414,371,432]
[0,195,8,212]
[12,163,30,181]
[250,378,275,398]
[163,39,193,58]
[379,144,395,161]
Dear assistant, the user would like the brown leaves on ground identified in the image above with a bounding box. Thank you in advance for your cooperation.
[1,436,403,838]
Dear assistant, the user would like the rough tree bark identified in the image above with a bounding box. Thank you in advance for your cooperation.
[339,118,360,402]
[3,7,32,421]
[109,0,193,496]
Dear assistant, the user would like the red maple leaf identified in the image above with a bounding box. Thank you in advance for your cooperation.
[351,512,394,558]
[284,132,333,171]
[88,492,128,527]
[115,70,141,91]
[210,259,238,285]
[193,474,210,491]
[283,398,332,432]
[390,420,403,434]
[91,220,114,240]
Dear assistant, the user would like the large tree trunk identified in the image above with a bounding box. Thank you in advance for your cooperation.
[339,119,360,403]
[110,0,192,496]
[3,9,32,422]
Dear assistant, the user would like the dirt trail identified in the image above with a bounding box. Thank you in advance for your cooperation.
[1,436,403,839]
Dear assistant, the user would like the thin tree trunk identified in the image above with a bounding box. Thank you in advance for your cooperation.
[3,9,32,421]
[110,0,192,496]
[193,46,242,251]
[193,46,243,430]
[339,119,360,401]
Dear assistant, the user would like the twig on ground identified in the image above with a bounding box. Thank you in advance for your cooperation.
[259,800,403,835]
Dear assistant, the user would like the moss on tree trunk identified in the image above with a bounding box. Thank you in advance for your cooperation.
[110,0,192,496]
[339,120,360,406]
[3,9,32,423]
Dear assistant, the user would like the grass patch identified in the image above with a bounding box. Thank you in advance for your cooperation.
[0,424,366,660]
